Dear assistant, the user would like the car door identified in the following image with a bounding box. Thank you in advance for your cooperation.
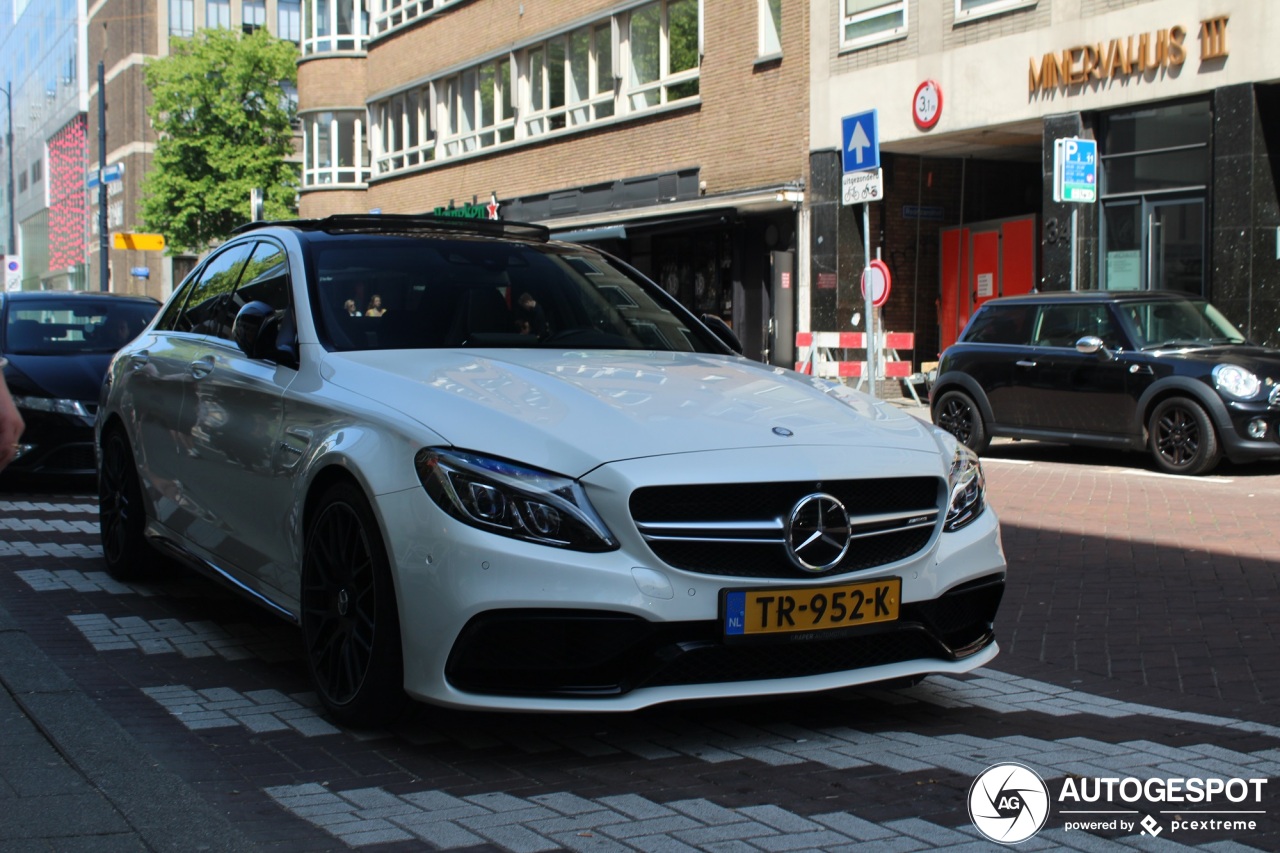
[181,240,298,596]
[1017,302,1135,435]
[951,302,1036,428]
[124,242,255,535]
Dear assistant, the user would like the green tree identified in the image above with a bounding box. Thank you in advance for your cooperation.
[141,28,299,254]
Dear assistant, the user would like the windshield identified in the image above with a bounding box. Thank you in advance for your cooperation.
[2,299,159,355]
[1120,299,1247,349]
[307,235,724,354]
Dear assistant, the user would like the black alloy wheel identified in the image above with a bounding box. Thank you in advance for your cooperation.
[934,390,990,454]
[1148,397,1220,476]
[98,427,157,580]
[301,481,407,728]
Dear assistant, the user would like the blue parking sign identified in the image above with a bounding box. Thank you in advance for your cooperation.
[841,110,880,173]
[1055,137,1097,203]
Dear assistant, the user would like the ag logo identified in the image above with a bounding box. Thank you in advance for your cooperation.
[968,762,1050,844]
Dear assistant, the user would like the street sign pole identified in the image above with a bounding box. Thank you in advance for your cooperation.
[864,204,875,398]
[98,61,108,292]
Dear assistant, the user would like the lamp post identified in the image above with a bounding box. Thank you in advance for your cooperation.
[2,81,15,261]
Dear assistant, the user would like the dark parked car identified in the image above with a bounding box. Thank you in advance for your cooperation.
[1,290,160,476]
[930,291,1280,476]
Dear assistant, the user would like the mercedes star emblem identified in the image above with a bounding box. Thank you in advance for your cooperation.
[786,493,852,572]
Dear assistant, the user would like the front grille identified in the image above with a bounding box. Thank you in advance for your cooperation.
[445,574,1005,698]
[630,478,940,580]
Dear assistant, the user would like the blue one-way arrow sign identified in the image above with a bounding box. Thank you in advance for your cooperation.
[842,109,880,173]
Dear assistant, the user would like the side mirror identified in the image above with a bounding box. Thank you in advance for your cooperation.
[700,313,743,355]
[234,301,299,368]
[1075,335,1113,360]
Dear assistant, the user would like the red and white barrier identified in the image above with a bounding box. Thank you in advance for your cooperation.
[794,331,916,380]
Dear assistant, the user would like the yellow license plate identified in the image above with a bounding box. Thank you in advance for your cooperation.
[723,578,901,637]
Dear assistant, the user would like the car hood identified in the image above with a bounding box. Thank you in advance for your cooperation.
[2,352,113,401]
[321,349,940,475]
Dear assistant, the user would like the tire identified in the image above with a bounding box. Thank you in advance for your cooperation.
[1148,397,1220,476]
[933,390,990,454]
[98,427,158,580]
[300,481,408,728]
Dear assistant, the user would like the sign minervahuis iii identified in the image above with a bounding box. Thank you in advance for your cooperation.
[1028,16,1229,95]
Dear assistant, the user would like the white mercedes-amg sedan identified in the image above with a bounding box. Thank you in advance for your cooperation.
[97,214,1004,727]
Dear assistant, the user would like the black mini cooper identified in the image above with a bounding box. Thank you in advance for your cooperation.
[930,291,1280,475]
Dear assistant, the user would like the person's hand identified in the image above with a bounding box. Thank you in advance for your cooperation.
[0,373,25,471]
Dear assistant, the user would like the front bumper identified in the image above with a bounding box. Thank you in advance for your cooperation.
[375,443,1007,712]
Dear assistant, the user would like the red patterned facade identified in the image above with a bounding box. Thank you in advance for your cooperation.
[48,116,88,271]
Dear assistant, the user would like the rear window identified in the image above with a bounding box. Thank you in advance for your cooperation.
[3,299,159,355]
[961,304,1035,345]
[305,235,721,354]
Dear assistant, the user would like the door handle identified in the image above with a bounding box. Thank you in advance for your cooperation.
[127,351,150,370]
[189,355,215,379]
[1015,360,1037,368]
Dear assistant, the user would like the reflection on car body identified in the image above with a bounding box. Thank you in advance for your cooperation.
[931,290,1280,475]
[96,214,1004,727]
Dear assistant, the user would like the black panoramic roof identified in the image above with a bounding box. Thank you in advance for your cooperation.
[231,213,551,243]
[983,290,1200,306]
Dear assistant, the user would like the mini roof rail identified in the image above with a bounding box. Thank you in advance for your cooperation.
[231,213,550,242]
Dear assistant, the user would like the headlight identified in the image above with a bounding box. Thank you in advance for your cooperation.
[1213,364,1260,399]
[944,441,986,533]
[415,448,618,552]
[13,395,96,426]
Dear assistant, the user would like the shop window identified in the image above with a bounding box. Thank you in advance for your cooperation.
[955,0,1036,24]
[841,0,905,50]
[759,0,781,58]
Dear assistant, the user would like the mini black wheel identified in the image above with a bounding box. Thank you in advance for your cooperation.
[98,427,159,580]
[301,481,408,728]
[1148,397,1220,476]
[933,390,990,454]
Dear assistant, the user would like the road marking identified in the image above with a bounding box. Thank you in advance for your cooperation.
[18,568,156,595]
[142,685,339,736]
[67,613,296,661]
[264,783,1264,851]
[0,500,97,514]
[0,540,101,559]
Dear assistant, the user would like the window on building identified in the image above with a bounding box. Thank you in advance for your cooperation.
[169,0,195,36]
[759,0,781,57]
[206,0,230,28]
[277,0,302,42]
[841,0,906,49]
[30,158,41,184]
[304,0,369,54]
[372,0,463,37]
[243,0,266,32]
[442,56,514,155]
[626,0,699,110]
[303,111,368,186]
[955,0,1036,23]
[372,85,433,173]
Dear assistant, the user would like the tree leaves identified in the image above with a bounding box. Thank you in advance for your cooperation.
[141,29,299,254]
